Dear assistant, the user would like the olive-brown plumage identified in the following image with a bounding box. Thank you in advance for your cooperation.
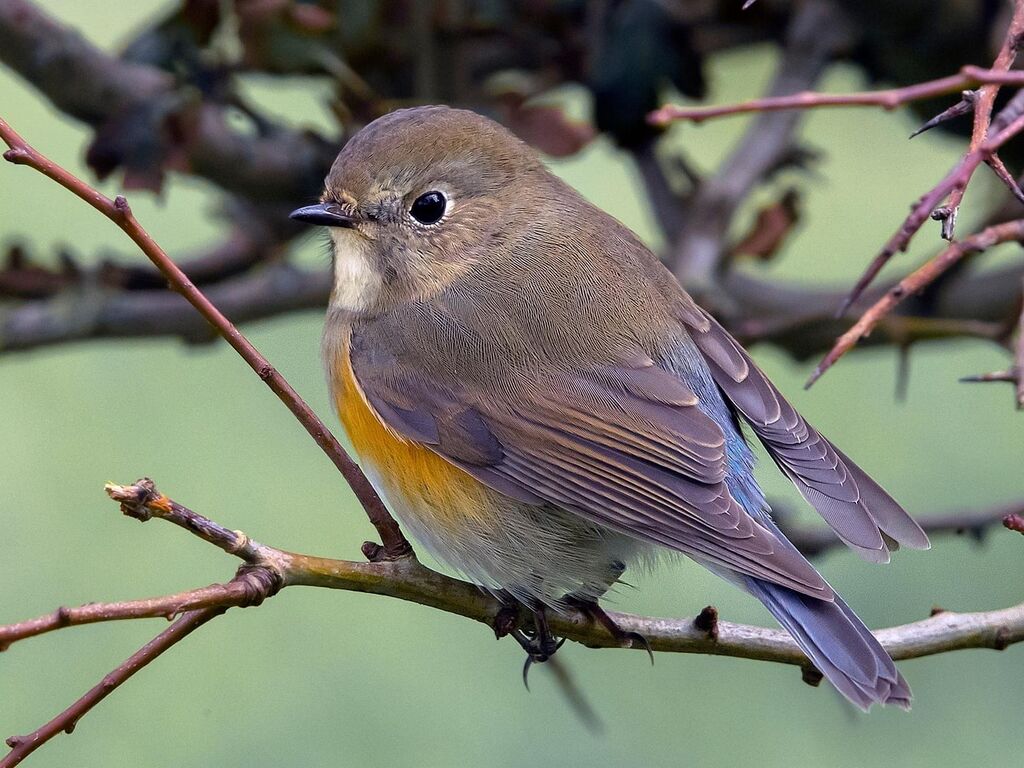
[292,106,930,710]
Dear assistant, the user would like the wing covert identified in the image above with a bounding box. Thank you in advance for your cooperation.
[348,328,833,599]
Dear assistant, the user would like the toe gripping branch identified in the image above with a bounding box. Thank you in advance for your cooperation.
[492,595,654,689]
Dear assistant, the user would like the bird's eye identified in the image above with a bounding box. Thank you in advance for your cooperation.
[409,191,447,225]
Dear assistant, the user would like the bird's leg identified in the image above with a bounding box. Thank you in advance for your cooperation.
[563,595,654,664]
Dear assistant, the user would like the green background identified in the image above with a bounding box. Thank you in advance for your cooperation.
[1,4,1021,767]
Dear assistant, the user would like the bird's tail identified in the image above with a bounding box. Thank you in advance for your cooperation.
[744,577,910,711]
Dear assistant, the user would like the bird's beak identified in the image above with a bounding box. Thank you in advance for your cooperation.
[289,202,357,228]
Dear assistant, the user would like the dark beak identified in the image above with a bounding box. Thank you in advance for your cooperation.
[289,202,357,228]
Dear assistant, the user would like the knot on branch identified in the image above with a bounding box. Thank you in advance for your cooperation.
[233,565,283,606]
[361,539,414,562]
[800,665,824,687]
[104,478,170,521]
[694,605,719,640]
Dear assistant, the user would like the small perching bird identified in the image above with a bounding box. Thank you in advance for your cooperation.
[290,106,930,711]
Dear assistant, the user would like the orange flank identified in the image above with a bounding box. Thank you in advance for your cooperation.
[333,333,496,533]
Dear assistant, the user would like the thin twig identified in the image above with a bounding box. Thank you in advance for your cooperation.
[985,152,1024,206]
[807,219,1024,387]
[939,1,1024,240]
[0,582,258,650]
[649,66,1024,124]
[836,108,1024,318]
[1,609,223,768]
[0,116,412,561]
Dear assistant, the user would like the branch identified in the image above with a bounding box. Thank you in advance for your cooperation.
[0,227,276,301]
[1,478,1020,762]
[960,275,1024,408]
[0,0,336,203]
[0,582,264,650]
[6,480,1023,666]
[0,115,411,561]
[2,608,225,768]
[940,1,1024,240]
[806,219,1024,387]
[649,65,1024,124]
[5,256,1022,368]
[667,0,852,286]
[0,262,331,352]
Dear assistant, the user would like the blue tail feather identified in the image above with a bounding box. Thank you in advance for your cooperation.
[745,577,911,711]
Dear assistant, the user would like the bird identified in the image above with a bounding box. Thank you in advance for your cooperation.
[289,105,930,711]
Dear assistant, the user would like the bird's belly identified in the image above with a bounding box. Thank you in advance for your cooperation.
[331,343,646,605]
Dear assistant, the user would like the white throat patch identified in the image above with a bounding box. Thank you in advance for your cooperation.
[330,230,382,312]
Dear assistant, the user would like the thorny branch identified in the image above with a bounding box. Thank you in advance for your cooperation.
[649,66,1024,125]
[833,90,1024,320]
[647,2,1024,394]
[805,219,1024,388]
[2,478,1022,767]
[939,1,1024,241]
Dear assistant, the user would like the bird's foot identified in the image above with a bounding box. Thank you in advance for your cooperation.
[564,595,654,664]
[508,606,566,689]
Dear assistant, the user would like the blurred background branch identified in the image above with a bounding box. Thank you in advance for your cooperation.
[1,0,1022,400]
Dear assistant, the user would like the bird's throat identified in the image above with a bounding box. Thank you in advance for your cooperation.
[329,230,383,313]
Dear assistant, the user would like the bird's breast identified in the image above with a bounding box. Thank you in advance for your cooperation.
[331,331,497,536]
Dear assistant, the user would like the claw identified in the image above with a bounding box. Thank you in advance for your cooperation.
[623,629,655,665]
[565,595,655,664]
[514,624,565,690]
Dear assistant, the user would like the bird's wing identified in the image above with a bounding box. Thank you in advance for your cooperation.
[349,331,832,599]
[678,304,930,562]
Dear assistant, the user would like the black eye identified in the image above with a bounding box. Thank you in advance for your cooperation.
[410,191,447,225]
